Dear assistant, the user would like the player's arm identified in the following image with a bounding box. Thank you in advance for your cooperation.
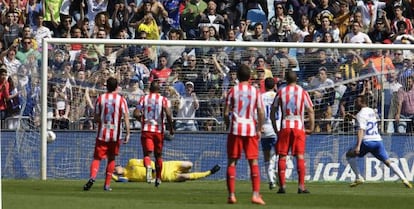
[305,105,315,134]
[164,101,174,135]
[93,97,101,123]
[270,96,279,133]
[223,103,230,130]
[354,128,364,155]
[123,104,131,144]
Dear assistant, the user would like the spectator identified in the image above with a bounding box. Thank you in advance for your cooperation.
[15,36,41,65]
[304,49,337,82]
[390,4,413,35]
[159,28,185,67]
[25,0,43,29]
[175,81,199,131]
[53,79,71,129]
[334,0,352,40]
[149,54,172,84]
[181,0,208,39]
[137,12,160,40]
[343,21,372,43]
[129,52,150,90]
[332,72,347,118]
[1,47,21,76]
[311,0,336,30]
[32,14,52,51]
[2,11,22,49]
[196,0,225,39]
[354,0,386,31]
[83,0,109,36]
[338,50,364,81]
[0,67,10,123]
[368,17,392,44]
[111,0,130,38]
[243,22,268,56]
[309,67,335,132]
[339,81,362,132]
[395,76,414,133]
[267,2,298,42]
[313,15,341,43]
[386,69,403,133]
[181,54,200,84]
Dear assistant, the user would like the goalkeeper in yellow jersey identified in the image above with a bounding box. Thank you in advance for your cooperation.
[112,159,221,182]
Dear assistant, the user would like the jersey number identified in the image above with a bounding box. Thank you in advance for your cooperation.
[366,121,379,135]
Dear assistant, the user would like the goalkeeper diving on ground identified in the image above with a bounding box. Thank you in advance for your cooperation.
[112,159,221,183]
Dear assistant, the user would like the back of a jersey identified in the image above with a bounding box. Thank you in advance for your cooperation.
[95,92,128,142]
[356,107,382,141]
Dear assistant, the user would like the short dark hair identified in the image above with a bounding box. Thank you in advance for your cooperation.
[106,77,118,92]
[149,81,160,93]
[286,70,297,84]
[356,94,368,105]
[264,77,275,90]
[237,64,251,81]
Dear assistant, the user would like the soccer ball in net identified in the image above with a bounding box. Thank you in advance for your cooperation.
[47,131,56,143]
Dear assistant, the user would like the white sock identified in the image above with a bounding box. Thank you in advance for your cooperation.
[389,162,407,181]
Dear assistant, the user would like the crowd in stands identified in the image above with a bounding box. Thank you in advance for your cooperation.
[0,0,414,133]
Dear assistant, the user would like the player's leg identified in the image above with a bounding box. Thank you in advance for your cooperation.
[245,136,265,205]
[154,133,164,187]
[179,161,193,172]
[276,129,290,193]
[226,134,240,204]
[346,148,365,187]
[84,139,102,191]
[375,142,412,188]
[261,137,277,190]
[141,132,154,183]
[293,130,309,194]
[103,141,120,191]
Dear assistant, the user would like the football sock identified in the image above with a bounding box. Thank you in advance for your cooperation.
[155,158,163,179]
[227,165,236,194]
[278,157,287,187]
[250,163,260,192]
[297,158,306,189]
[144,156,151,168]
[90,159,100,179]
[105,159,115,187]
[389,162,408,181]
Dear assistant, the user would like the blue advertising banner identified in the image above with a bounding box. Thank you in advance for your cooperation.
[1,131,414,182]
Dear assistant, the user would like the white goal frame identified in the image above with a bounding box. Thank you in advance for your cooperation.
[40,38,414,180]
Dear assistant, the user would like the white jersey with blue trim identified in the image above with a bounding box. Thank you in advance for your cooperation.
[262,91,279,138]
[356,107,382,142]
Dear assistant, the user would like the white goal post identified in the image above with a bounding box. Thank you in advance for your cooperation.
[40,38,414,180]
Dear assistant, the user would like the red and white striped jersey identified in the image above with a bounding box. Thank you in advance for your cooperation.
[273,84,313,130]
[137,93,170,133]
[226,83,264,136]
[95,92,129,142]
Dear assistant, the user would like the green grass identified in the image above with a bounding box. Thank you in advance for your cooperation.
[2,180,414,209]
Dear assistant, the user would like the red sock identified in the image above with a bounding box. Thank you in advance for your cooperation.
[105,159,115,187]
[226,165,236,194]
[297,158,306,189]
[144,156,151,168]
[250,164,260,192]
[90,159,100,179]
[278,157,286,187]
[155,158,163,179]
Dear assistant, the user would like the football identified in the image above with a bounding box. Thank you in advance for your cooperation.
[47,131,56,143]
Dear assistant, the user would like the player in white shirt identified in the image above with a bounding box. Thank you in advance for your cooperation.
[260,78,280,190]
[346,95,412,188]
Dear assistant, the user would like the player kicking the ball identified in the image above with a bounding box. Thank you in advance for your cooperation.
[346,95,412,188]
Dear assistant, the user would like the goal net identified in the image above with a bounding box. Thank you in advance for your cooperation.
[1,39,414,182]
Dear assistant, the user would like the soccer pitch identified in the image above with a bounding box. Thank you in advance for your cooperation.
[2,180,414,209]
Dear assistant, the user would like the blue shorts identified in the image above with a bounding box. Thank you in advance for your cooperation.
[358,140,389,162]
[261,137,276,152]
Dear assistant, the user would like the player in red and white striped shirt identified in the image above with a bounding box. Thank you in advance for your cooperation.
[270,71,314,194]
[84,77,131,191]
[133,81,174,187]
[224,64,265,205]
